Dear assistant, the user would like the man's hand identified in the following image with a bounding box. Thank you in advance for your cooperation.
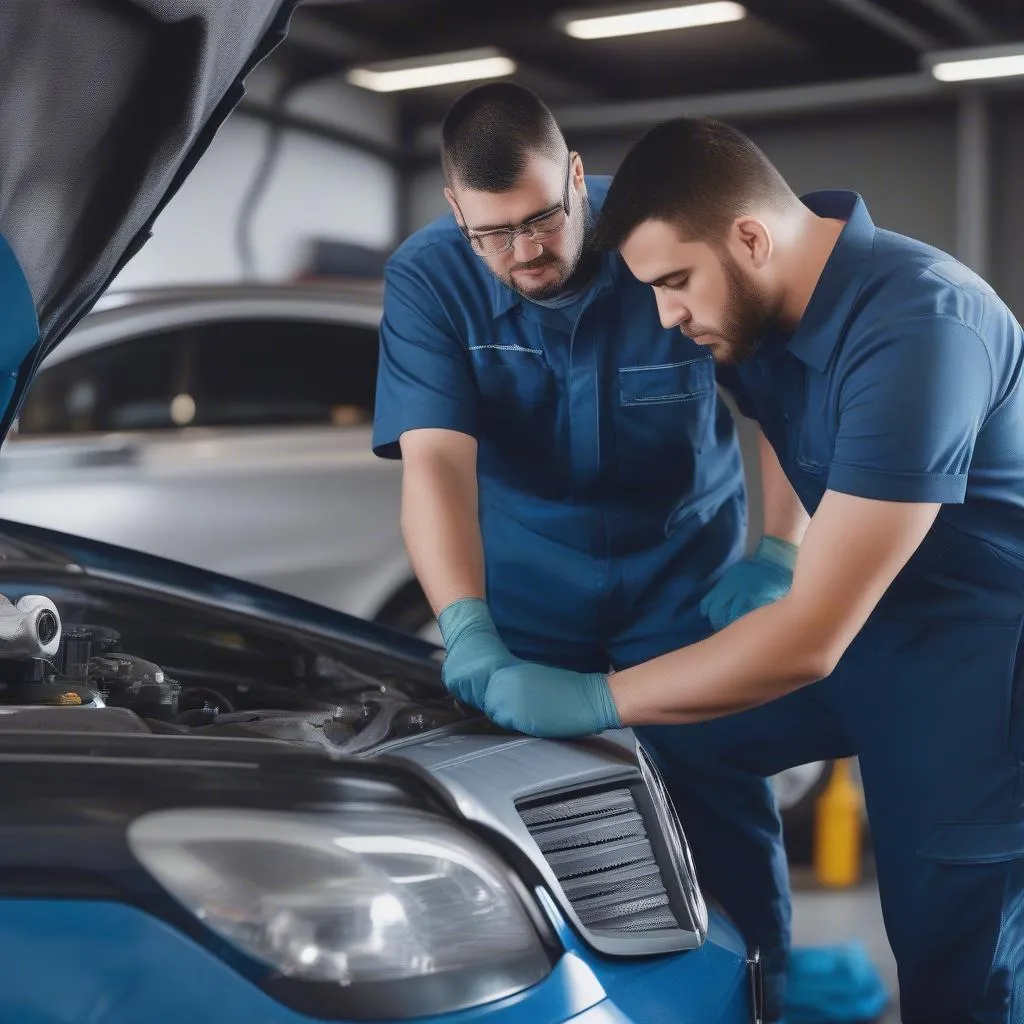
[437,598,518,708]
[609,492,942,726]
[699,535,797,630]
[483,662,621,738]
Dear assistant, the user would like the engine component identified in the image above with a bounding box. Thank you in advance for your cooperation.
[88,651,181,722]
[0,595,61,662]
[0,594,84,706]
[0,594,479,751]
[56,629,92,681]
[187,690,480,754]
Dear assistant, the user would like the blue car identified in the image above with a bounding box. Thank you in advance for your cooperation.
[0,3,760,1022]
[0,520,760,1024]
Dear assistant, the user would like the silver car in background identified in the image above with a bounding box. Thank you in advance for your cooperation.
[0,283,436,636]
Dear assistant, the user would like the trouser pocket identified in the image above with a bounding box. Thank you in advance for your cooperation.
[904,821,1024,1023]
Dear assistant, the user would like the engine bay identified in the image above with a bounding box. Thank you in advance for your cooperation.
[0,592,481,756]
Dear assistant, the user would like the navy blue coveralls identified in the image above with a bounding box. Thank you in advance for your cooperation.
[373,177,745,667]
[641,190,1024,1023]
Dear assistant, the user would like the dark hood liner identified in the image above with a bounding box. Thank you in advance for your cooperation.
[0,0,299,438]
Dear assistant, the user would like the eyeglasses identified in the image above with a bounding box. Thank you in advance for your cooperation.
[455,153,575,258]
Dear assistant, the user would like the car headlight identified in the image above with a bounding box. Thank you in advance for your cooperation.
[128,807,552,1016]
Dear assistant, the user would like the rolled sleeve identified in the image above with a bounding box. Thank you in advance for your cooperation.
[372,252,479,459]
[828,316,993,504]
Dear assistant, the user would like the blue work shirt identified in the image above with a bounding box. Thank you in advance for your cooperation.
[373,178,746,658]
[719,189,1024,587]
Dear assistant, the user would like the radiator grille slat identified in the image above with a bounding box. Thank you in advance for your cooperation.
[520,786,682,937]
[531,810,646,853]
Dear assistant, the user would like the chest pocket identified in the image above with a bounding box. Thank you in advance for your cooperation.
[619,357,714,408]
[616,357,716,485]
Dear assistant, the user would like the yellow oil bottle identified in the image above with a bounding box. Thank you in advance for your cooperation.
[812,758,864,888]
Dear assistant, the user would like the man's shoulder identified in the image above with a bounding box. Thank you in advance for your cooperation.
[862,231,1009,334]
[386,211,488,296]
[390,211,464,265]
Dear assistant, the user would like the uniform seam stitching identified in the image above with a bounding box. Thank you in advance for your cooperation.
[622,391,706,405]
[619,358,706,372]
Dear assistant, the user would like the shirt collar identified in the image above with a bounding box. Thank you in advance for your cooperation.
[785,190,876,372]
[489,247,619,320]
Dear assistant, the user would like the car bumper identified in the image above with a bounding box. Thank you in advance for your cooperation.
[0,899,753,1023]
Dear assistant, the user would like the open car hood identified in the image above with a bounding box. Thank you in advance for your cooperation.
[0,0,299,443]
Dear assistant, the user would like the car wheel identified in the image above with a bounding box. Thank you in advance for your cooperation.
[373,580,440,643]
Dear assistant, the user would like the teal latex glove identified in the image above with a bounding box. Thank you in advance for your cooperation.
[699,535,798,631]
[437,597,518,709]
[483,661,621,738]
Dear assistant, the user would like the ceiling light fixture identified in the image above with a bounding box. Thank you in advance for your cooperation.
[924,42,1024,82]
[561,1,746,40]
[346,48,516,93]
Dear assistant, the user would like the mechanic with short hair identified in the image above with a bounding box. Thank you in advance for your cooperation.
[479,115,1024,1024]
[372,85,809,1021]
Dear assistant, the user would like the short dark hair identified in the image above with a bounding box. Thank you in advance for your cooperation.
[440,82,566,192]
[592,117,795,250]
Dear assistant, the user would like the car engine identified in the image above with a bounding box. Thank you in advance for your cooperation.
[0,593,479,755]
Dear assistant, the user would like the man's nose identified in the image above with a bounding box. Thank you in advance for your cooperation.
[654,290,687,330]
[512,232,544,262]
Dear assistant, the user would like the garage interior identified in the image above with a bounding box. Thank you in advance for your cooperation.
[5,2,1024,1022]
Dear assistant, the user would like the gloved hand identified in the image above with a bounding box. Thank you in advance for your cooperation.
[699,535,798,631]
[483,661,621,738]
[437,597,518,709]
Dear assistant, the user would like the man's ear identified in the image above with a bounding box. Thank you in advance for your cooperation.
[570,151,585,190]
[731,216,772,269]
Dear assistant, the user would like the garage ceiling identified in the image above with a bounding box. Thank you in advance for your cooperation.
[282,0,1024,130]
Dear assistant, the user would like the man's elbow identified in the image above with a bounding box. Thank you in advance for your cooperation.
[798,646,841,684]
[777,602,849,685]
[789,629,850,686]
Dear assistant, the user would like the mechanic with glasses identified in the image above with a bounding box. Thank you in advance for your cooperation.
[372,82,811,1022]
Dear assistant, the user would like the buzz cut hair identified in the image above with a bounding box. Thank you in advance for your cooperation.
[440,82,567,193]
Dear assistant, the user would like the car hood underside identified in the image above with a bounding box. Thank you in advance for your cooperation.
[0,1,299,442]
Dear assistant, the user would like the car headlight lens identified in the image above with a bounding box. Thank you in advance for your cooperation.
[128,807,551,994]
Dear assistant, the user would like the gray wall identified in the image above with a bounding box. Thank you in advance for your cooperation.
[991,95,1024,319]
[115,66,399,289]
[410,167,449,238]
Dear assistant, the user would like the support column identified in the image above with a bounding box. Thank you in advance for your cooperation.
[955,89,990,277]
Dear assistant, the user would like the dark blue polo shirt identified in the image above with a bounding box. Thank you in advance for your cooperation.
[718,191,1024,562]
[373,178,745,564]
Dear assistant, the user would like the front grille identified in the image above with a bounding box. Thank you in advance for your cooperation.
[519,787,681,934]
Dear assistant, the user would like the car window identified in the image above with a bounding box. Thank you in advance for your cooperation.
[15,315,380,437]
[16,328,190,435]
[189,318,379,429]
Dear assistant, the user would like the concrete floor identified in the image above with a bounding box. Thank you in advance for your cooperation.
[790,867,900,1024]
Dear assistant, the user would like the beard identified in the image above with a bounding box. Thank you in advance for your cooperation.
[697,250,776,365]
[499,196,593,301]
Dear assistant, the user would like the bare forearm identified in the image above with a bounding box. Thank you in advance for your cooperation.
[609,595,833,724]
[400,444,485,615]
[758,431,809,545]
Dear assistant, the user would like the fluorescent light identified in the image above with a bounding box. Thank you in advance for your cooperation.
[924,42,1024,83]
[931,53,1024,82]
[562,1,746,40]
[346,49,516,93]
